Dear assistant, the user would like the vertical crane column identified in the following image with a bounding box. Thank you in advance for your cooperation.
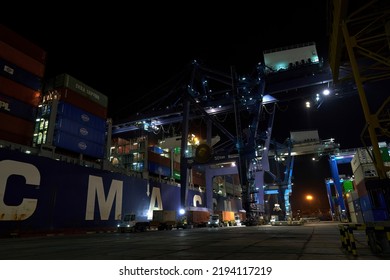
[283,153,294,218]
[325,180,336,220]
[205,119,213,211]
[180,96,190,211]
[329,157,346,220]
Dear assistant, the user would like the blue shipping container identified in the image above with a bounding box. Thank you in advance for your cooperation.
[56,116,106,145]
[353,199,361,212]
[362,210,374,223]
[372,209,389,221]
[0,92,36,121]
[0,58,42,91]
[148,161,170,177]
[149,146,164,154]
[57,101,106,132]
[359,195,372,212]
[53,130,105,158]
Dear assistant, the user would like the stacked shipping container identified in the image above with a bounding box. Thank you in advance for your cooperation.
[36,73,108,159]
[351,146,390,222]
[111,137,145,171]
[346,191,363,223]
[0,25,45,146]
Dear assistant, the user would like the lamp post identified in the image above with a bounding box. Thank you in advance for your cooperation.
[306,194,314,216]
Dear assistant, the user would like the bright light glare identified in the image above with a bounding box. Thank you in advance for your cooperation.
[323,89,330,96]
[306,195,313,201]
[305,101,311,108]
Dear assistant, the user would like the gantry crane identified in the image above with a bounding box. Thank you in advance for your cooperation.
[111,47,342,223]
[328,0,390,219]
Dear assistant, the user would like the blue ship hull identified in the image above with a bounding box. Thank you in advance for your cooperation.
[0,148,242,236]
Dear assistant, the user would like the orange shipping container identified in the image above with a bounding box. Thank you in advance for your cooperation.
[216,211,235,222]
[0,76,41,106]
[0,41,45,78]
[186,210,210,225]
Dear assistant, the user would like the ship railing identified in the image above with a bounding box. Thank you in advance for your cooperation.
[0,139,38,155]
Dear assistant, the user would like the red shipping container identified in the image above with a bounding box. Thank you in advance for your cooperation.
[148,151,170,167]
[191,168,206,186]
[0,41,45,78]
[0,24,47,64]
[0,76,41,106]
[237,211,246,222]
[0,129,32,146]
[52,88,107,119]
[353,179,368,197]
[0,111,34,139]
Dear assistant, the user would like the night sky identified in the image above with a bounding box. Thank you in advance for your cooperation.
[5,0,331,122]
[3,0,384,213]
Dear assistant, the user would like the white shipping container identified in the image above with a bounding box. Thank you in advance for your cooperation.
[349,211,364,223]
[353,163,378,185]
[351,147,373,173]
[346,190,358,203]
[347,201,355,213]
[349,211,357,223]
[290,130,319,144]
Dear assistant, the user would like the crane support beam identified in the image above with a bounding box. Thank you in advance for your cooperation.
[341,17,387,179]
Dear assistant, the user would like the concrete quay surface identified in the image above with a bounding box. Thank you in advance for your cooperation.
[0,221,388,260]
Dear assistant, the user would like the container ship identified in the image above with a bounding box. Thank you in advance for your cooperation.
[0,25,244,236]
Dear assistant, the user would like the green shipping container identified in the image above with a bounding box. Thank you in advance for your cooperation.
[53,73,108,108]
[343,180,354,193]
[380,147,390,163]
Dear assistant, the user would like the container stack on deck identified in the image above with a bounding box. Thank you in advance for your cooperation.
[0,24,45,146]
[35,73,108,159]
[351,146,390,222]
[0,26,247,236]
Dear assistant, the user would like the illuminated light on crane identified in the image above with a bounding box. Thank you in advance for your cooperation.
[322,88,330,96]
[262,94,277,104]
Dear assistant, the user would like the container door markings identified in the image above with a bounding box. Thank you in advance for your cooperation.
[0,160,39,221]
[148,187,163,213]
[193,195,202,207]
[85,175,123,221]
